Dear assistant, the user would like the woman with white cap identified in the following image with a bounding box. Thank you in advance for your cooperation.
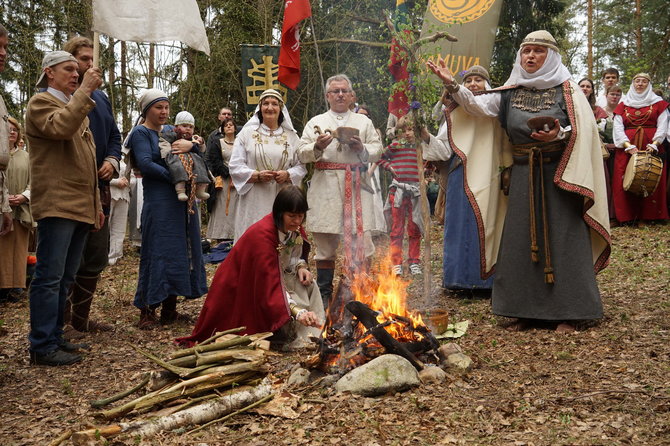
[126,89,208,329]
[428,30,610,332]
[423,65,495,293]
[229,89,306,241]
[611,73,668,225]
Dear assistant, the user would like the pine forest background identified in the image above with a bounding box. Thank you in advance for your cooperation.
[1,0,669,137]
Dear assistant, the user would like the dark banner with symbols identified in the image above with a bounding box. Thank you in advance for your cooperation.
[240,44,288,119]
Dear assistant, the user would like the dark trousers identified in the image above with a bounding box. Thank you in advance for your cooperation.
[29,218,90,354]
[77,217,110,276]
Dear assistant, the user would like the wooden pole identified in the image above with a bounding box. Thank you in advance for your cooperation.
[635,0,642,58]
[587,0,593,79]
[309,16,327,109]
[93,32,100,68]
[148,43,155,89]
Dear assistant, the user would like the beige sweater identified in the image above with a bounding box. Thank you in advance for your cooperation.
[25,89,102,227]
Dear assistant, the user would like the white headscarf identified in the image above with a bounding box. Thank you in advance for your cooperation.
[242,103,296,134]
[622,80,663,109]
[504,48,572,89]
[242,90,295,133]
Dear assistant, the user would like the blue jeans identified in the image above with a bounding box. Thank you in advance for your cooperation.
[29,217,90,354]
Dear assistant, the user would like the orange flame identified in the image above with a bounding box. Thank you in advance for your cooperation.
[351,255,425,339]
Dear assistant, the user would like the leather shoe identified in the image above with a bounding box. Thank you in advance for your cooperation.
[30,349,82,366]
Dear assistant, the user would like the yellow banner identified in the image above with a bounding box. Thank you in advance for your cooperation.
[420,0,503,75]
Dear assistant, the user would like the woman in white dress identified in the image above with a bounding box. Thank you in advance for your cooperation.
[229,89,306,241]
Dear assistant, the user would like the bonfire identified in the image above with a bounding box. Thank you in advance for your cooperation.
[306,255,440,374]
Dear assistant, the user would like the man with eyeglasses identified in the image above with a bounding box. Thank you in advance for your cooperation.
[298,74,383,311]
[25,50,104,366]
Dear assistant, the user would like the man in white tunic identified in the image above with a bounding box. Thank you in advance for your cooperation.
[298,74,383,310]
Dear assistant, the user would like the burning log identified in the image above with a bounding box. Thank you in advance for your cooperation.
[346,301,424,371]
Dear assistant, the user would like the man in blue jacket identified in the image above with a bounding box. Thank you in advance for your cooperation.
[63,36,122,336]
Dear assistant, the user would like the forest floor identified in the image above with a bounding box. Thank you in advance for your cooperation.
[0,221,669,446]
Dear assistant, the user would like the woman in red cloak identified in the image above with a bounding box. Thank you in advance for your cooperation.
[177,185,324,349]
[612,73,669,224]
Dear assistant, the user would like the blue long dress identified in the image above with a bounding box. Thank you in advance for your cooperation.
[442,156,494,290]
[128,125,208,308]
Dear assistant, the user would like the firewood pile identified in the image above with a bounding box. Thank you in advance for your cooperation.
[66,328,275,445]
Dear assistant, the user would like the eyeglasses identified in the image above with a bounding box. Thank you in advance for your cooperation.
[9,128,18,133]
[327,89,351,95]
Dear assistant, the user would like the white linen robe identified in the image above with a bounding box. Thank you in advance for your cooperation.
[298,111,383,234]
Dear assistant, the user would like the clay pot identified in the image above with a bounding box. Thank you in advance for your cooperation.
[423,309,449,334]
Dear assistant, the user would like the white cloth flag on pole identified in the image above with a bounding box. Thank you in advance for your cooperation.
[92,0,211,55]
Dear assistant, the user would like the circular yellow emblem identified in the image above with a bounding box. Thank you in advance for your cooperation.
[429,0,497,24]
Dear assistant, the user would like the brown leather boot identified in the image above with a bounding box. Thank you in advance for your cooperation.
[138,307,159,330]
[160,296,193,324]
[69,275,113,332]
[62,296,86,341]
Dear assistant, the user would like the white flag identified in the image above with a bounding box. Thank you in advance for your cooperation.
[92,0,210,55]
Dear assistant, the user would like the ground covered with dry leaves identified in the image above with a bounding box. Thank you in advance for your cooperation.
[1,222,668,445]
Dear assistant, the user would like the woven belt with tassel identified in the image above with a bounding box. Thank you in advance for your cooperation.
[512,141,565,284]
[315,161,366,269]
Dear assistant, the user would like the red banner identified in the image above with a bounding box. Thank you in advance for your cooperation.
[278,0,312,90]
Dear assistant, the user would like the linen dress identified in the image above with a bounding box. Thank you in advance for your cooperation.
[229,124,305,242]
[128,125,208,308]
[206,138,238,240]
[0,149,33,289]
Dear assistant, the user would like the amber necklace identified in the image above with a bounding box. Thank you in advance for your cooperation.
[624,105,653,126]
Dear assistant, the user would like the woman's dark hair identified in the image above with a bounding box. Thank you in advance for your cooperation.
[272,185,308,229]
[578,77,596,109]
[256,97,285,126]
[220,117,237,133]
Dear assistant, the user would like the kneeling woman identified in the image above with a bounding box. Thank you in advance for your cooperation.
[178,186,324,349]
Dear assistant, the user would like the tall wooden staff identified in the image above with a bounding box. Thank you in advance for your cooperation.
[385,16,456,304]
[93,32,101,68]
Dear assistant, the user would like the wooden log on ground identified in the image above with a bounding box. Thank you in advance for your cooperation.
[195,348,265,366]
[71,379,273,444]
[346,301,424,370]
[170,334,252,359]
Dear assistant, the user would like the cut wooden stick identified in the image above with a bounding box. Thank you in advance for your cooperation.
[187,393,274,434]
[198,326,246,346]
[195,348,266,366]
[170,334,253,359]
[160,361,265,395]
[90,373,151,408]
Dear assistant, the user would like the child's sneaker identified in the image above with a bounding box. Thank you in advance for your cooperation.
[196,189,210,200]
[392,264,403,276]
[177,192,188,201]
[409,263,422,275]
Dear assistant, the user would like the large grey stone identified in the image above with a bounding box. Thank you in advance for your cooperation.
[287,367,311,386]
[437,342,462,361]
[335,354,420,396]
[443,352,473,372]
[418,365,448,384]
